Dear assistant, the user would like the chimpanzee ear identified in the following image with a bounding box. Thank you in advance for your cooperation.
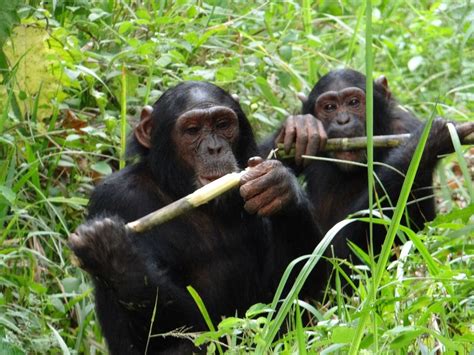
[297,92,308,104]
[375,75,391,99]
[231,94,240,103]
[134,105,154,149]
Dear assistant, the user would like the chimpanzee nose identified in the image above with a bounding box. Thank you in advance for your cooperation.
[336,114,351,125]
[208,145,222,155]
[207,136,223,155]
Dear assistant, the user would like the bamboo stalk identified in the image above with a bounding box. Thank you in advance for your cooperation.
[126,131,474,233]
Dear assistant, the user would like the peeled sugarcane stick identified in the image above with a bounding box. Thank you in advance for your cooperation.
[126,131,474,233]
[126,171,247,233]
[276,133,410,159]
[276,132,474,159]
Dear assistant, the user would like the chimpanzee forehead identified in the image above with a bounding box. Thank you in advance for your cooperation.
[317,87,365,102]
[176,106,238,124]
[322,79,364,93]
[184,86,227,109]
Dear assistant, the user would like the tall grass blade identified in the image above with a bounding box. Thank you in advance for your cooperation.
[120,63,127,169]
[295,302,307,355]
[258,218,355,353]
[349,113,437,354]
[363,0,377,350]
[302,0,316,83]
[187,286,223,355]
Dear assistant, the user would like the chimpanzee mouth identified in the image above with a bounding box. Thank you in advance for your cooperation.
[197,174,225,186]
[334,150,362,162]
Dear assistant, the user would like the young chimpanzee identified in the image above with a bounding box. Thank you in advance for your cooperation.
[263,69,474,270]
[69,82,322,354]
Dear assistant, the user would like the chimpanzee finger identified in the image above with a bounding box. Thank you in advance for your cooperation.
[247,156,264,168]
[243,189,276,214]
[316,119,327,152]
[240,164,285,200]
[303,121,318,168]
[257,192,292,217]
[243,182,288,215]
[305,117,319,152]
[240,160,279,186]
[240,173,276,201]
[294,116,308,166]
[275,127,285,145]
[283,116,296,154]
[456,122,474,138]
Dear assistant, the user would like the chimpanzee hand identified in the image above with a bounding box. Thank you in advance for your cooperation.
[240,157,302,216]
[275,114,327,166]
[69,217,138,279]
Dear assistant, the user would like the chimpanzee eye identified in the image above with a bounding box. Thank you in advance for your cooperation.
[216,120,230,130]
[184,126,200,135]
[324,103,337,112]
[349,98,360,107]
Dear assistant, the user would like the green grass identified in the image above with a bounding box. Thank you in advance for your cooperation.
[0,0,473,353]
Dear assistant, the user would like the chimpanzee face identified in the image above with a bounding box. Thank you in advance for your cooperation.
[314,87,367,167]
[134,81,257,197]
[172,105,240,187]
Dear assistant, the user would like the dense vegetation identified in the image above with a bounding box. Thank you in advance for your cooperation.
[0,0,472,353]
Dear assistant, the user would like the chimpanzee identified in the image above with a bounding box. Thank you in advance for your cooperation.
[262,69,474,271]
[69,82,322,354]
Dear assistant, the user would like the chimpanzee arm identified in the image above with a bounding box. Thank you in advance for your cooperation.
[69,177,205,353]
[333,119,474,259]
[240,158,326,298]
[373,119,473,228]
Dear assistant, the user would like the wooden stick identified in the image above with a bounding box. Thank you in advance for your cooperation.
[126,131,474,232]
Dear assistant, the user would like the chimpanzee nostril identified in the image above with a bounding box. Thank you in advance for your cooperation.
[336,114,351,125]
[208,146,222,155]
[207,135,223,155]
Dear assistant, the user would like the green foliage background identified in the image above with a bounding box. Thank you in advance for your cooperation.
[0,1,472,353]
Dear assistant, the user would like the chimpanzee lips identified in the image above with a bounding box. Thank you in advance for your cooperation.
[197,174,225,186]
[334,150,362,162]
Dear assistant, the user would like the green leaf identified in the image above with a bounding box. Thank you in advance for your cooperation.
[156,54,172,67]
[61,277,81,293]
[47,197,88,206]
[389,328,424,349]
[431,204,474,225]
[245,303,273,318]
[331,327,356,344]
[0,0,20,47]
[279,45,292,62]
[215,67,235,82]
[0,186,15,204]
[408,55,424,72]
[91,161,112,176]
[118,21,133,34]
[255,77,281,108]
[217,317,242,329]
